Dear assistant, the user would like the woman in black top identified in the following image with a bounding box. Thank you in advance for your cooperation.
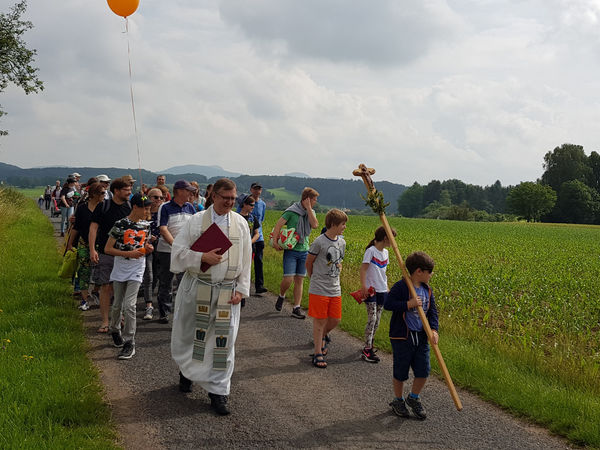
[67,182,106,310]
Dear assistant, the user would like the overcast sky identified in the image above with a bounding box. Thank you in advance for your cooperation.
[2,0,600,186]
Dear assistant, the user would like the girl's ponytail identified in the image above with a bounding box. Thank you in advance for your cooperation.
[365,225,396,250]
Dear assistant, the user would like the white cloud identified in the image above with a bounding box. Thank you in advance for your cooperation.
[2,0,600,186]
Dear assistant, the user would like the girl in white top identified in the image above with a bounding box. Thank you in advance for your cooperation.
[360,226,396,363]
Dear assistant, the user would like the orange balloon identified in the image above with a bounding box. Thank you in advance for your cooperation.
[107,0,139,18]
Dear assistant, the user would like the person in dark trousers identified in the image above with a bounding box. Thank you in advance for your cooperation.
[155,180,196,323]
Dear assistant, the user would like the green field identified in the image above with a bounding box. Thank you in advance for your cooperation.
[14,186,47,200]
[266,187,298,203]
[261,210,600,446]
[0,188,118,448]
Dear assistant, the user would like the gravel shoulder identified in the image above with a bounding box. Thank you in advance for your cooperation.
[49,211,572,449]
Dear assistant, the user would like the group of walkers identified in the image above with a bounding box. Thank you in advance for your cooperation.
[53,173,439,419]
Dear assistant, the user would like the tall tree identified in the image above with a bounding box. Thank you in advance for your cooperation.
[541,144,591,192]
[587,151,600,192]
[397,182,424,217]
[506,182,556,222]
[557,180,599,224]
[0,1,43,136]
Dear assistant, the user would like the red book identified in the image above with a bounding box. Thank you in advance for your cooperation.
[190,223,232,272]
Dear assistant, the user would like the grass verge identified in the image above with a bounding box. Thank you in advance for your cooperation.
[0,187,118,449]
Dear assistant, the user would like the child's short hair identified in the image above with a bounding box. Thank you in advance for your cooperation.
[325,208,348,229]
[405,251,435,275]
[301,187,319,201]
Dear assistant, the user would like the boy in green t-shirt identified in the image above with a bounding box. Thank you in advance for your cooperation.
[271,187,319,319]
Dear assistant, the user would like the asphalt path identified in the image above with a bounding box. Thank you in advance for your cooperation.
[47,208,572,449]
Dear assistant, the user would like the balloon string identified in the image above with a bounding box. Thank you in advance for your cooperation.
[125,17,143,191]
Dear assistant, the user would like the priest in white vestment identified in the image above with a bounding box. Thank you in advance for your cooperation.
[170,178,251,415]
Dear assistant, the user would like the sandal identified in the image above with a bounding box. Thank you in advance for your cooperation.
[97,325,109,333]
[321,335,331,356]
[312,353,327,369]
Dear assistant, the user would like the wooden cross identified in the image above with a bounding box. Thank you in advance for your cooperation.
[353,163,463,411]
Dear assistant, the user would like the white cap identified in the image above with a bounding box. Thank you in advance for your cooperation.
[96,174,111,182]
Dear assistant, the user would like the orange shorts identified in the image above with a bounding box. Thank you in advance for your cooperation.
[308,294,342,319]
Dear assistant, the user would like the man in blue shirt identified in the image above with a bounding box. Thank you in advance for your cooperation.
[156,180,196,323]
[249,183,267,294]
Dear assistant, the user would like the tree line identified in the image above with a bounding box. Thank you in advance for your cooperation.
[397,143,600,224]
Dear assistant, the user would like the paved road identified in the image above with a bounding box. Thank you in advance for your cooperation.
[48,209,571,449]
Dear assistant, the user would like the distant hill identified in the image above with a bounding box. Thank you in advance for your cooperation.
[284,172,311,178]
[0,163,407,212]
[0,163,208,187]
[162,165,241,178]
[227,175,407,213]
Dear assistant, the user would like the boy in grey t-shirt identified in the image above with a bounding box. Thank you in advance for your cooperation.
[305,209,348,368]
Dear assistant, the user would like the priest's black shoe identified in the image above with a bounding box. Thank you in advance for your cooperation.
[208,393,230,415]
[179,371,192,393]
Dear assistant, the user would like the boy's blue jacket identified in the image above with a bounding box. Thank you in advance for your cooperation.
[383,278,439,339]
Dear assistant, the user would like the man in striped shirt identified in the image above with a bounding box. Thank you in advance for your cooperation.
[156,180,196,323]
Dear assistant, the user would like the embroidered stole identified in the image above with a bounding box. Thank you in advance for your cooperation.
[192,208,240,370]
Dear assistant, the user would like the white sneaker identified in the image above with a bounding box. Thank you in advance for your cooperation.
[143,306,153,320]
[78,301,90,311]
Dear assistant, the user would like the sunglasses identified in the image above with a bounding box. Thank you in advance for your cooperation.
[151,195,164,200]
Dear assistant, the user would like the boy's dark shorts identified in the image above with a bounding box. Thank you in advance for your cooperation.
[364,292,386,306]
[91,253,114,286]
[391,331,430,381]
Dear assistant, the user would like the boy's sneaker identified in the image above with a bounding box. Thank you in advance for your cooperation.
[158,315,169,324]
[111,332,124,348]
[406,395,427,420]
[390,398,410,418]
[143,306,153,320]
[275,296,285,311]
[291,306,305,319]
[118,342,135,360]
[78,301,90,311]
[362,347,380,363]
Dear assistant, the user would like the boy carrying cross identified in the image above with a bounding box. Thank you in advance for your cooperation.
[384,251,438,419]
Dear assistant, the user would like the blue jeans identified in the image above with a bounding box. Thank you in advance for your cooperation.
[60,206,74,233]
[282,250,308,277]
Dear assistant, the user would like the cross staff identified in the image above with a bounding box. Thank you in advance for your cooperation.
[353,163,463,411]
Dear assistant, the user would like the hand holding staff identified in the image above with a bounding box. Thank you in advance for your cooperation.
[353,163,463,411]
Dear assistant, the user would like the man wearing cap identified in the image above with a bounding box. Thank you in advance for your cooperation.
[249,183,267,294]
[96,174,112,200]
[69,172,82,193]
[122,174,136,188]
[155,180,196,323]
[104,193,154,359]
[89,178,133,333]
